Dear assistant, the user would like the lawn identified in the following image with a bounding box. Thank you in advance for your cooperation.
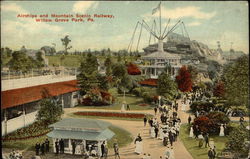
[77,88,154,110]
[179,124,228,159]
[107,125,133,148]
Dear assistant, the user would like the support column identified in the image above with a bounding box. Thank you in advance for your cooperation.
[4,110,8,136]
[98,141,102,157]
[61,95,64,108]
[23,105,26,127]
[69,139,72,154]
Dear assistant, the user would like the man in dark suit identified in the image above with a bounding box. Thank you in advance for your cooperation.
[59,139,64,154]
[143,116,147,127]
[155,126,159,138]
[168,131,174,147]
[55,139,59,154]
[45,138,50,153]
[72,140,76,155]
[41,142,45,155]
[101,141,106,157]
[35,142,40,156]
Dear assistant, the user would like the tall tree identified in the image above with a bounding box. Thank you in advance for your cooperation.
[61,35,72,55]
[36,98,63,125]
[176,66,192,92]
[104,55,113,76]
[36,51,45,68]
[157,70,178,100]
[222,55,249,106]
[8,51,32,73]
[77,53,99,94]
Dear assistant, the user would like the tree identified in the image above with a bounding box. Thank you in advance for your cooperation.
[187,65,198,84]
[176,66,192,92]
[8,51,32,73]
[222,55,249,106]
[77,53,99,94]
[104,55,113,76]
[225,126,249,157]
[127,63,141,75]
[157,70,178,100]
[61,35,72,54]
[213,81,225,98]
[36,51,45,68]
[36,98,63,125]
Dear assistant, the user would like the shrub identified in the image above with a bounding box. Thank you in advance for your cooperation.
[190,101,215,113]
[193,112,230,135]
[225,126,249,157]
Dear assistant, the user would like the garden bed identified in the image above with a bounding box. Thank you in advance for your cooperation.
[73,111,152,119]
[2,121,51,141]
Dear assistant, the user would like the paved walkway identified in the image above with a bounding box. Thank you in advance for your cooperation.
[62,99,194,159]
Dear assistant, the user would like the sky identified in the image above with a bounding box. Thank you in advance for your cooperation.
[1,1,249,53]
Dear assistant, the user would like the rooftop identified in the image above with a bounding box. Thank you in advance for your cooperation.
[49,118,111,132]
[142,51,181,59]
[1,80,79,109]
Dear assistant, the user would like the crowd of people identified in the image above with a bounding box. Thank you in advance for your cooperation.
[35,138,50,156]
[8,149,23,159]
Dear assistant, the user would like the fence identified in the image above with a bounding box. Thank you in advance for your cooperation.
[1,67,79,80]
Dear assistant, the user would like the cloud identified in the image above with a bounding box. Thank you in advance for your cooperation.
[72,1,99,13]
[187,21,201,26]
[1,2,28,13]
[143,6,216,21]
[1,3,63,49]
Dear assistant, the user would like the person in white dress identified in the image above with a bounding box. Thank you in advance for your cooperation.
[121,102,126,112]
[219,124,225,136]
[158,127,164,140]
[134,134,143,154]
[151,126,155,138]
[189,126,194,138]
[164,147,175,159]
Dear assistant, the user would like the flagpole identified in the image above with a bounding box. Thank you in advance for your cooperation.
[159,1,161,39]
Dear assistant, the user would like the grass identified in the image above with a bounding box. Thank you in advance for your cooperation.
[77,88,154,110]
[179,124,228,159]
[107,125,133,148]
[2,125,132,151]
[46,55,137,68]
[68,112,153,121]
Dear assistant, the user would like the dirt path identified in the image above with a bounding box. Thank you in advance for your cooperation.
[63,99,194,159]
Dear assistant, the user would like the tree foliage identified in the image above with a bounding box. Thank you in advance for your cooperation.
[222,55,249,106]
[225,126,249,157]
[213,81,225,98]
[77,53,99,94]
[157,70,178,100]
[176,66,192,92]
[61,35,72,54]
[36,98,63,125]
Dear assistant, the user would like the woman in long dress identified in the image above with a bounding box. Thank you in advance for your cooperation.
[158,127,164,140]
[219,124,225,136]
[150,126,155,138]
[135,140,143,154]
[121,102,126,112]
[189,127,194,138]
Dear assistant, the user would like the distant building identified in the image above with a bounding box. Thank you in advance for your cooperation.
[140,40,182,79]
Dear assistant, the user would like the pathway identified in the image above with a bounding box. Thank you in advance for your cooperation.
[62,98,194,159]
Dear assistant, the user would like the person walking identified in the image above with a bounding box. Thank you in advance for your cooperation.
[208,148,214,159]
[126,104,130,110]
[45,138,50,153]
[168,131,174,147]
[55,139,59,154]
[155,126,159,138]
[204,133,210,148]
[40,142,45,155]
[212,146,216,159]
[35,143,40,156]
[113,143,120,159]
[59,139,64,154]
[154,107,158,115]
[143,116,147,127]
[71,140,76,155]
[101,141,106,157]
[188,115,192,125]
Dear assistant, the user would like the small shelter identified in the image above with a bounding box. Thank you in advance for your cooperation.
[47,118,114,156]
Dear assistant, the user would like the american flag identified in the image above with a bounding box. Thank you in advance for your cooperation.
[152,2,161,15]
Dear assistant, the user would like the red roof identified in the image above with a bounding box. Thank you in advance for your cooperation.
[139,79,158,87]
[1,80,80,109]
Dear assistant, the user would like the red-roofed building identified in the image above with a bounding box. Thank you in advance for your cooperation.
[1,79,80,136]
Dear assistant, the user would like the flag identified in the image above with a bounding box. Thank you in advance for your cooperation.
[152,2,161,15]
